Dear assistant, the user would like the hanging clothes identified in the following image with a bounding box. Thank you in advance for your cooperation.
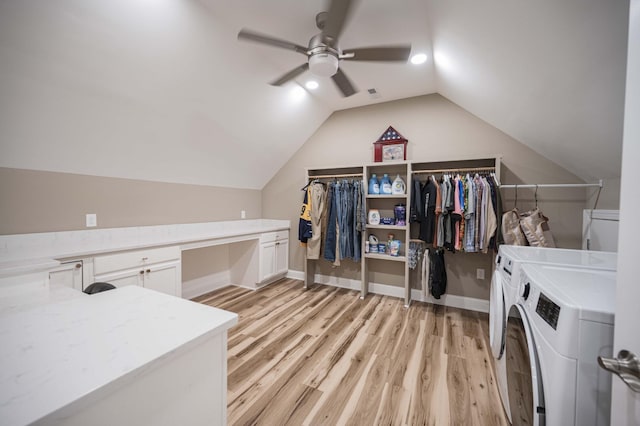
[410,177,423,224]
[417,177,437,243]
[307,182,327,259]
[429,249,447,299]
[322,179,363,263]
[323,182,340,265]
[421,248,431,300]
[452,175,463,252]
[298,185,313,246]
[464,174,477,252]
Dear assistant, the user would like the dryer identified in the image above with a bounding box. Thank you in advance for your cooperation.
[503,264,616,425]
[489,246,617,423]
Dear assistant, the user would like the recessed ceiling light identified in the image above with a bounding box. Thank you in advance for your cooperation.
[305,80,319,90]
[410,53,427,65]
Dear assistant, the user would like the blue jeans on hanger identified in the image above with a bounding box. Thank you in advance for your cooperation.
[324,183,337,262]
[338,181,352,259]
[352,181,362,262]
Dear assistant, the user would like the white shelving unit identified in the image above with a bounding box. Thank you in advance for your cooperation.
[363,162,411,306]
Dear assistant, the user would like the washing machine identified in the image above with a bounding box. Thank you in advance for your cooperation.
[502,263,616,425]
[489,246,617,423]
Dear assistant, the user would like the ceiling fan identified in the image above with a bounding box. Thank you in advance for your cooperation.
[237,0,412,97]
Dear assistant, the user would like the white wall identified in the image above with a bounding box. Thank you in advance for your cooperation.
[0,0,330,190]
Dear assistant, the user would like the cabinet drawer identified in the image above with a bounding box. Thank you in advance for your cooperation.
[93,246,180,275]
[261,230,289,243]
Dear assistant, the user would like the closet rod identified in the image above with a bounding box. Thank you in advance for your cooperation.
[500,179,603,189]
[412,166,495,175]
[307,173,363,179]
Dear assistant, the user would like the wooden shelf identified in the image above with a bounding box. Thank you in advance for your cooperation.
[366,224,408,231]
[366,194,407,199]
[364,253,406,262]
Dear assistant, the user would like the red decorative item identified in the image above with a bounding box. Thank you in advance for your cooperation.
[373,126,408,162]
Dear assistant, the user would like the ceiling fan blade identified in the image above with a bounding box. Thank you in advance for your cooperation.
[322,0,357,43]
[331,68,357,97]
[270,63,310,86]
[238,29,308,55]
[342,45,412,62]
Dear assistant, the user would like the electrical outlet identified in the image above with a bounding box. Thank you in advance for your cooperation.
[86,213,97,227]
[241,210,246,219]
[476,268,485,280]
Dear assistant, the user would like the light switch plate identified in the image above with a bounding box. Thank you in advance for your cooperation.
[86,213,97,227]
[476,268,485,280]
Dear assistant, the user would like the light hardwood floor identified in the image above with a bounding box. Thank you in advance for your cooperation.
[194,278,510,425]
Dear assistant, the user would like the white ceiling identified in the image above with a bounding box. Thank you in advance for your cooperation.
[0,0,629,188]
[198,0,628,183]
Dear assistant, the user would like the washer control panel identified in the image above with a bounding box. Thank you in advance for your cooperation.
[536,292,560,330]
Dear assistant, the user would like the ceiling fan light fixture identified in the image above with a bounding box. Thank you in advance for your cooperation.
[410,53,427,65]
[305,80,319,90]
[309,53,339,77]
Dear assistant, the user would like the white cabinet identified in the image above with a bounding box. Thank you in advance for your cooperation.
[258,231,289,284]
[49,260,83,291]
[92,246,182,297]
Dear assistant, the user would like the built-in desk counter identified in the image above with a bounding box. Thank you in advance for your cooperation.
[0,219,291,296]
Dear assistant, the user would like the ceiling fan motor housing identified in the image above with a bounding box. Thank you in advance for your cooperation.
[307,33,339,77]
[309,52,339,77]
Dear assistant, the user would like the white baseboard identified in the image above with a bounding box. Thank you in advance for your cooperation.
[287,269,489,313]
[286,270,305,281]
[182,271,231,299]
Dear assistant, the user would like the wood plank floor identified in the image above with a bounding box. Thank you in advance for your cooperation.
[194,278,510,426]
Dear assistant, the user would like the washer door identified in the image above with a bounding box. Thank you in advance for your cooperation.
[489,270,506,359]
[505,304,545,426]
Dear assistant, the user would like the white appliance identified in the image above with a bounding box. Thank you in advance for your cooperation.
[582,209,619,252]
[502,264,616,425]
[489,245,617,424]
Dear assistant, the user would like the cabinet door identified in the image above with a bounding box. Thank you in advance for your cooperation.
[93,269,143,289]
[275,239,289,276]
[259,241,276,282]
[144,263,180,297]
[49,261,83,291]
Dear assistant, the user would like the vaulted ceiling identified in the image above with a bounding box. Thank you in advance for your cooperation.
[0,0,629,189]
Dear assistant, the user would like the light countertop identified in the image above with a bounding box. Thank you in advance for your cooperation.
[0,219,290,276]
[0,285,237,426]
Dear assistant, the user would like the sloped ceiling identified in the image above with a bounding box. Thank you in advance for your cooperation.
[0,0,628,189]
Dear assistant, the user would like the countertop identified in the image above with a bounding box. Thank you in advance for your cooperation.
[0,219,290,276]
[0,285,237,426]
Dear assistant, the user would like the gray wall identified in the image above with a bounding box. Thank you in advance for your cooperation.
[0,167,261,235]
[262,94,617,301]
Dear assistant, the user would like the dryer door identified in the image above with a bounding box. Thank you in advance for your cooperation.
[490,270,506,359]
[506,304,545,426]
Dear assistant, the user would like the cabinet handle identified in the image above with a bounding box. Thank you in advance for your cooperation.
[146,269,151,274]
[142,257,149,261]
[75,263,82,269]
[140,270,145,275]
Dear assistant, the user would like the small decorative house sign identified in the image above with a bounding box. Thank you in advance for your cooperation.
[373,126,408,162]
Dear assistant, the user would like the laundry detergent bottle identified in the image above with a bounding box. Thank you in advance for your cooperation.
[380,174,392,194]
[392,174,406,194]
[368,174,380,194]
